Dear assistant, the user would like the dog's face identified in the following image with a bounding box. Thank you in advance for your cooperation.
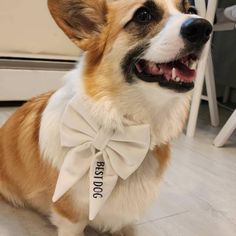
[48,0,212,97]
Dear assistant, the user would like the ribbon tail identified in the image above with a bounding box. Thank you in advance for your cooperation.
[89,153,118,220]
[53,146,92,202]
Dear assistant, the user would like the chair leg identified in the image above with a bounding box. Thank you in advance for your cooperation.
[223,86,231,103]
[195,0,206,16]
[205,51,220,127]
[186,0,218,137]
[214,110,236,147]
[186,41,212,137]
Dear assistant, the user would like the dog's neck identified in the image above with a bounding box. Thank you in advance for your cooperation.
[68,56,192,148]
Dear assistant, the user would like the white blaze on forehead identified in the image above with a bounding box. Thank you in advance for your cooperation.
[166,0,182,14]
[143,14,188,63]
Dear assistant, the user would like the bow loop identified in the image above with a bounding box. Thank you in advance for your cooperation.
[60,96,97,147]
[107,125,150,180]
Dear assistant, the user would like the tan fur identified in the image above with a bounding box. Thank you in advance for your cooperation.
[0,92,58,214]
[154,144,171,177]
[174,0,191,12]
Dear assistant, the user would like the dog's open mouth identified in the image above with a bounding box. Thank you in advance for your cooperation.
[134,54,197,92]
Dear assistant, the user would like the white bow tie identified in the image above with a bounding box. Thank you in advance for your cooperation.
[52,96,151,220]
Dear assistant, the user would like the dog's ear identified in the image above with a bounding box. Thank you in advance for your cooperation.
[48,0,108,51]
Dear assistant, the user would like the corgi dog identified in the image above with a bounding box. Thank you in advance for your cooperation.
[0,0,212,235]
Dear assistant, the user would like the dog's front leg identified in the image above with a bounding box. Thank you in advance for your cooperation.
[51,199,88,236]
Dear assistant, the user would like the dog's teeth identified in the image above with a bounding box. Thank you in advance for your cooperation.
[176,77,180,82]
[159,68,163,74]
[172,68,176,79]
[191,62,197,70]
[135,63,143,73]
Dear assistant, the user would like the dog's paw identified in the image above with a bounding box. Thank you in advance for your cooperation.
[111,226,136,236]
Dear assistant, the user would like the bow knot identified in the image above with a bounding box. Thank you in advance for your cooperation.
[93,129,113,151]
[52,96,151,220]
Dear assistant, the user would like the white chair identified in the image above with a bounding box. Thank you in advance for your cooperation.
[187,1,236,147]
[186,0,220,137]
[214,110,236,147]
[213,6,236,147]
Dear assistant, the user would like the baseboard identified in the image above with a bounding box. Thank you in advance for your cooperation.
[0,69,67,101]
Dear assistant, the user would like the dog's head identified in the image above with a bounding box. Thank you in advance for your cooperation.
[48,0,212,143]
[48,0,212,97]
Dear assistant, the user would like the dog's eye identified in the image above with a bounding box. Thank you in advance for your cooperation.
[187,7,198,15]
[133,7,153,24]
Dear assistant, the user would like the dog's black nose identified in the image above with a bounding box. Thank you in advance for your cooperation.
[181,18,213,45]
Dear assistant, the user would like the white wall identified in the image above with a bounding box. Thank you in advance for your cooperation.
[0,0,81,58]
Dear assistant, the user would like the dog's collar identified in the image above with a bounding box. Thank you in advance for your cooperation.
[52,95,151,220]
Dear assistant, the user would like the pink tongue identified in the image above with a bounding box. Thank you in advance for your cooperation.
[142,60,196,83]
[175,63,196,82]
[176,67,196,82]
